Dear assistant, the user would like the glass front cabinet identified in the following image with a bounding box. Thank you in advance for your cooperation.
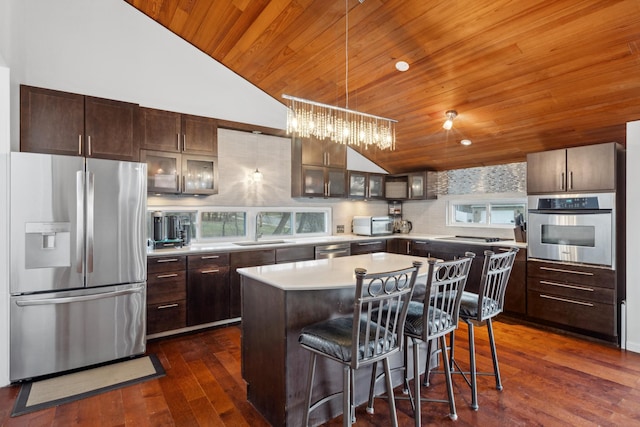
[348,171,385,199]
[141,149,218,195]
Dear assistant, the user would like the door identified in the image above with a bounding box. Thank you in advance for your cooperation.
[10,282,146,381]
[526,149,567,193]
[87,158,147,287]
[566,143,616,192]
[10,152,84,294]
[85,96,140,161]
[182,154,218,195]
[139,107,182,152]
[181,114,218,155]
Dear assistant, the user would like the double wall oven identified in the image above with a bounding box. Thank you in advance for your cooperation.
[527,193,615,268]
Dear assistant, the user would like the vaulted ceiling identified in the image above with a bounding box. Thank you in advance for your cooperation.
[125,0,640,173]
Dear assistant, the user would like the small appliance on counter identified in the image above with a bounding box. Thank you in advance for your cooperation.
[150,212,189,249]
[396,220,413,234]
[352,216,394,236]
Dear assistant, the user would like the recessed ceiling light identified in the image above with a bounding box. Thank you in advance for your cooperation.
[395,61,409,72]
[460,139,472,146]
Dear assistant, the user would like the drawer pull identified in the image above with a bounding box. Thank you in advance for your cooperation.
[156,258,179,263]
[157,303,179,310]
[539,294,594,307]
[156,273,179,279]
[540,266,594,276]
[357,241,383,246]
[201,269,220,274]
[540,280,594,292]
[201,255,220,259]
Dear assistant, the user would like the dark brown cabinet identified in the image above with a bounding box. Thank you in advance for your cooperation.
[526,142,621,194]
[187,253,230,325]
[494,246,527,315]
[146,255,187,335]
[350,240,387,255]
[527,260,616,339]
[141,149,219,195]
[139,107,218,156]
[230,250,276,318]
[276,246,315,263]
[20,85,140,161]
[348,171,385,199]
[385,171,437,200]
[292,137,347,198]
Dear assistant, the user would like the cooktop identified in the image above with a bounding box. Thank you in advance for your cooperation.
[437,235,510,243]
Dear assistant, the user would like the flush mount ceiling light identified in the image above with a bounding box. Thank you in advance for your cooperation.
[283,0,396,151]
[442,110,458,130]
[460,139,472,146]
[395,61,409,72]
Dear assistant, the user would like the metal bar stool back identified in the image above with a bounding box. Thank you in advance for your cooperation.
[452,247,519,410]
[298,261,422,427]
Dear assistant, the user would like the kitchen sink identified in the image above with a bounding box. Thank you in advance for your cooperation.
[233,240,289,246]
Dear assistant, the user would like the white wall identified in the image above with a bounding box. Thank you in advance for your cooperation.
[0,62,11,387]
[626,121,640,352]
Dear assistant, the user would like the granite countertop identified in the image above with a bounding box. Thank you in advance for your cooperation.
[146,233,527,257]
[237,252,433,291]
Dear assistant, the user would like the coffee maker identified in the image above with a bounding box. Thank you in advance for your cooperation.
[151,212,187,249]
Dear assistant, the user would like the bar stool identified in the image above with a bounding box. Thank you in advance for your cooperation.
[449,248,519,410]
[298,261,421,427]
[367,254,475,426]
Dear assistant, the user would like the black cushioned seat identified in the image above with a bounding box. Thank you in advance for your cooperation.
[298,261,422,427]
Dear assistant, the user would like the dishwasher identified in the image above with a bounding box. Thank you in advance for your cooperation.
[314,242,351,259]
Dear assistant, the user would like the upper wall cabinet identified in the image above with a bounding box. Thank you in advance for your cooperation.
[348,171,385,200]
[527,142,623,194]
[139,107,217,156]
[385,171,437,200]
[291,137,347,198]
[20,85,140,161]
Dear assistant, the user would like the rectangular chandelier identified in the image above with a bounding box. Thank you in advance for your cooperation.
[283,94,396,151]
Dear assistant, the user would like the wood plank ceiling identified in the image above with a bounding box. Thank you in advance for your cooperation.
[125,0,640,173]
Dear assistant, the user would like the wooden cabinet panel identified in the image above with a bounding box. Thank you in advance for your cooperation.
[146,300,187,335]
[348,171,385,199]
[527,143,620,194]
[301,136,346,167]
[188,253,230,270]
[350,240,387,255]
[181,114,218,155]
[146,270,187,305]
[20,85,85,156]
[230,250,276,318]
[147,255,187,274]
[494,246,527,315]
[139,107,181,152]
[84,96,140,161]
[276,246,315,263]
[187,266,230,325]
[147,255,187,334]
[292,137,347,198]
[20,85,139,161]
[386,238,410,255]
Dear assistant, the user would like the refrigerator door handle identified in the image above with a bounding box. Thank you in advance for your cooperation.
[76,170,84,274]
[15,286,144,306]
[87,170,95,274]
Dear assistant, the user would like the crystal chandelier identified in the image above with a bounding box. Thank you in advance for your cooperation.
[283,0,397,151]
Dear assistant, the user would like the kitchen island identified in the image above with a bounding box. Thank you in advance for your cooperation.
[238,252,432,427]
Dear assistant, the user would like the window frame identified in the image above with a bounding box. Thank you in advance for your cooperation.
[446,198,527,229]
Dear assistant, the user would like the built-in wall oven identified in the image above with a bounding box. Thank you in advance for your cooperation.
[527,193,615,268]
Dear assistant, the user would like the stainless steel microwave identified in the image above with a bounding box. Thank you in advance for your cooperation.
[352,216,393,236]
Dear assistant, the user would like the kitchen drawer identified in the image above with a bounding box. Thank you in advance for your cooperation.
[527,260,615,289]
[350,240,387,255]
[188,253,230,269]
[276,245,314,263]
[147,299,187,334]
[148,255,187,274]
[527,290,615,336]
[147,270,187,305]
[528,276,614,305]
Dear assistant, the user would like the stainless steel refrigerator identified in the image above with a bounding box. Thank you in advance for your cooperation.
[9,152,147,381]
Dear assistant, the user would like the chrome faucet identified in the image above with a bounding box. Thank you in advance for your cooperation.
[255,212,263,242]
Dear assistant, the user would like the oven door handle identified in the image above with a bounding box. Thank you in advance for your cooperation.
[528,209,612,215]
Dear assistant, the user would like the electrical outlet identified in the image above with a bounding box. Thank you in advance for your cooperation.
[336,225,345,234]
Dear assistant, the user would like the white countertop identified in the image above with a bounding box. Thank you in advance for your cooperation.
[147,233,526,256]
[237,252,434,291]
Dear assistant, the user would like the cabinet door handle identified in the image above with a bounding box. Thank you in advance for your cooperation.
[540,280,594,292]
[183,134,186,151]
[561,172,565,191]
[88,136,92,156]
[539,294,594,307]
[177,133,180,151]
[201,255,220,259]
[78,135,83,155]
[156,258,179,263]
[156,273,179,279]
[157,303,179,310]
[201,269,220,274]
[540,266,594,276]
[569,171,574,190]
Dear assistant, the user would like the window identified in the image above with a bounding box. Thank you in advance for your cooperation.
[201,211,246,238]
[448,199,526,227]
[258,210,329,238]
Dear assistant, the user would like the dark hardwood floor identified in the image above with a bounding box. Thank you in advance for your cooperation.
[2,318,640,426]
